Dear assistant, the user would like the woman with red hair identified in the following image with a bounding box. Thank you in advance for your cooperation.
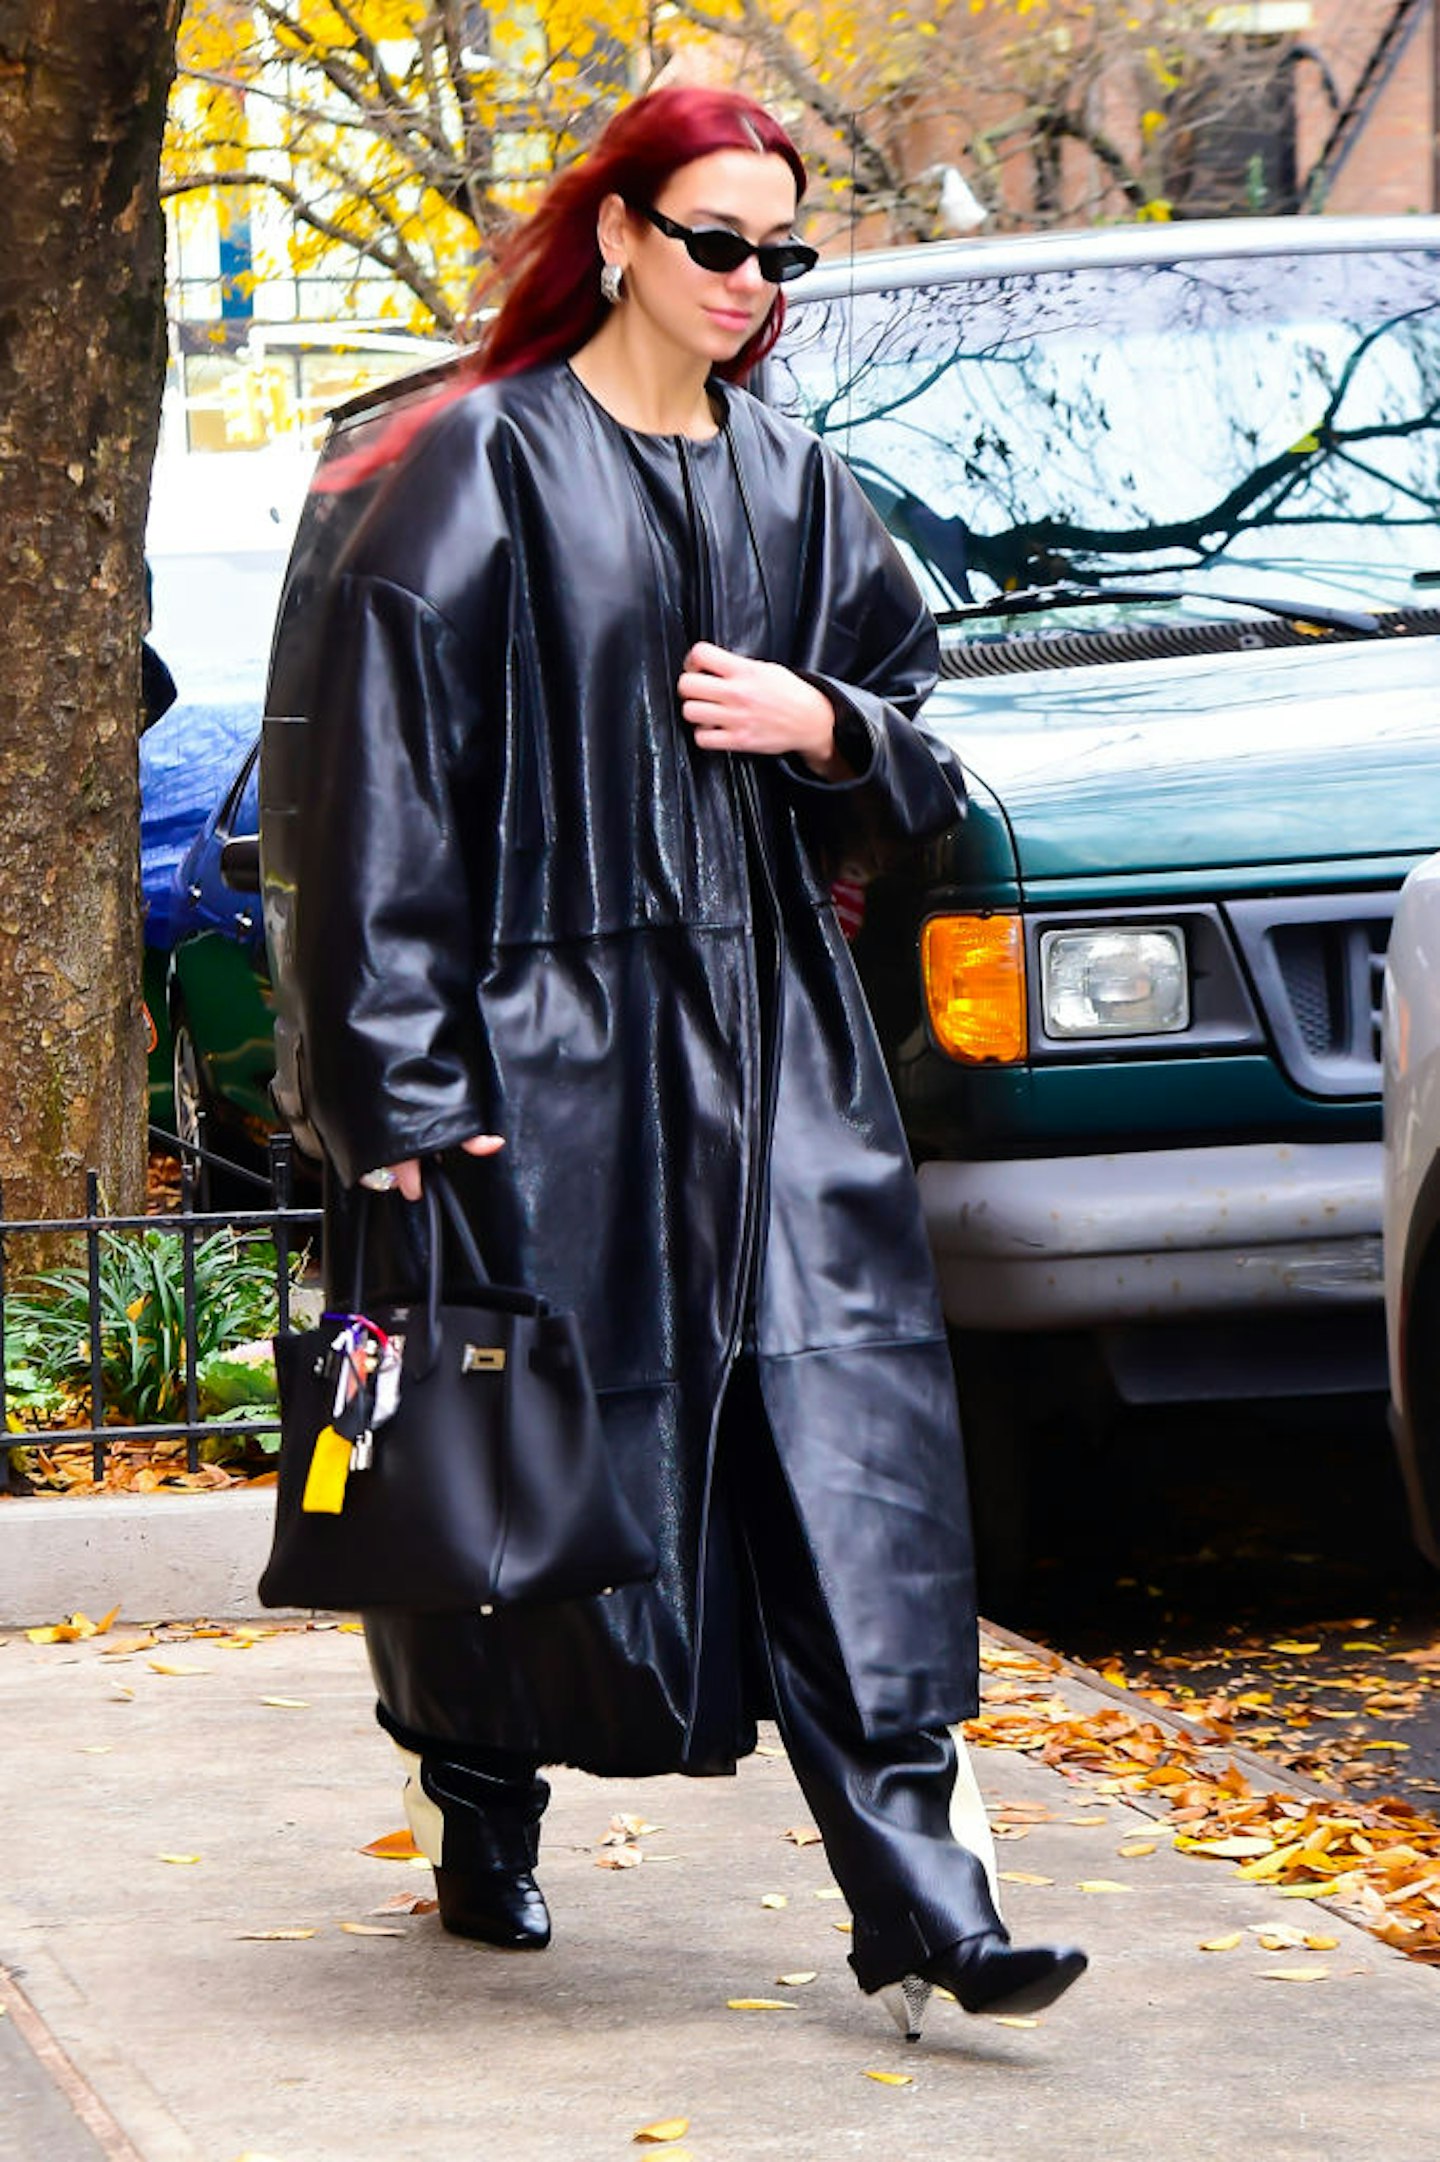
[279,83,1086,2040]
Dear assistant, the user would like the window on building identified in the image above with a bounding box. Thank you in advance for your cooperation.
[1165,34,1300,216]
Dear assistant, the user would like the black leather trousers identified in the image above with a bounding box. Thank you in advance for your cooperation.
[717,1357,1004,1993]
[398,1358,1002,1994]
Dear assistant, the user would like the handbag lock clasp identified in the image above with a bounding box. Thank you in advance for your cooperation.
[462,1344,507,1373]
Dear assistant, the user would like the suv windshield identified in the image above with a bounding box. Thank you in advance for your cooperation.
[769,247,1440,633]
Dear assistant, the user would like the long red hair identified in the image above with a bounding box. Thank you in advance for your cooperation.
[314,87,807,494]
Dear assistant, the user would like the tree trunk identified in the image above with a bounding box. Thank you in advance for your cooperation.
[0,2,180,1221]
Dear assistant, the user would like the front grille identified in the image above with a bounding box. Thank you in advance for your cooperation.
[1226,896,1394,1098]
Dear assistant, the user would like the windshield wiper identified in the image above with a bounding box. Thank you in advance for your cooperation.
[937,582,1383,637]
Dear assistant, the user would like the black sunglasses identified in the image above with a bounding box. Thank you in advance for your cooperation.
[633,203,818,285]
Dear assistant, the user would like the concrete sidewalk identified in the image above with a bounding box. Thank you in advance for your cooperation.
[2,1621,1436,2162]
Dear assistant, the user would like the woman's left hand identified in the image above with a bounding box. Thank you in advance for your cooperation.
[678,643,843,778]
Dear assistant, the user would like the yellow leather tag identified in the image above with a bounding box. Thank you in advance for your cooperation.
[302,1424,352,1514]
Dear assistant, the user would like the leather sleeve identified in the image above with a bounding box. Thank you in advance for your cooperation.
[779,441,966,877]
[292,571,494,1186]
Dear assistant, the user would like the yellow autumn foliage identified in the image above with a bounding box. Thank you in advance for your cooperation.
[163,0,1234,332]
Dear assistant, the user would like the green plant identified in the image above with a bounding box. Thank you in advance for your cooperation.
[3,1228,294,1426]
[195,1338,283,1457]
[2,1337,74,1427]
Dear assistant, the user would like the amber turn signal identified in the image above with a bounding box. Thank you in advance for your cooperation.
[921,913,1027,1063]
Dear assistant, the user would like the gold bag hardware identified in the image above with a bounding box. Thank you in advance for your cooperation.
[462,1344,506,1373]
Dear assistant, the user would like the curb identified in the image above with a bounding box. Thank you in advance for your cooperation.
[0,1964,140,2162]
[0,1490,283,1626]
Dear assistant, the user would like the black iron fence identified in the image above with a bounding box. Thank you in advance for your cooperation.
[0,1132,322,1493]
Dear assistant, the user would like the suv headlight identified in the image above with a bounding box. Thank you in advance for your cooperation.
[1039,926,1189,1039]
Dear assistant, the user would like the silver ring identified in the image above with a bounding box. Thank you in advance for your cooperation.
[359,1168,399,1193]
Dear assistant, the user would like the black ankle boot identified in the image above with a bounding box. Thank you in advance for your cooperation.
[420,1759,552,1951]
[432,1863,551,1949]
[878,1931,1088,2039]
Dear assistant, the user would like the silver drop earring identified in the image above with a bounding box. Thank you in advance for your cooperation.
[600,261,623,306]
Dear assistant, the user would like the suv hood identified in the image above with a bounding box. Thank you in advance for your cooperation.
[925,635,1440,882]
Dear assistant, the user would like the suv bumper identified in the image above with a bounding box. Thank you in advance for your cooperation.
[918,1140,1382,1331]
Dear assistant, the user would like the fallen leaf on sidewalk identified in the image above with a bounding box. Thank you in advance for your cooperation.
[777,1971,817,1986]
[147,1661,209,1677]
[359,1829,423,1860]
[863,2069,913,2085]
[760,1893,788,1909]
[26,1605,120,1644]
[158,1853,200,1865]
[596,1845,644,1869]
[981,1644,1061,1678]
[1260,1966,1329,1982]
[1269,1641,1321,1655]
[814,1886,844,1900]
[601,1814,659,1842]
[755,1742,787,1757]
[339,1922,404,1937]
[832,1920,853,1934]
[1199,1933,1244,1952]
[998,1871,1054,1886]
[1118,1841,1156,1858]
[369,1891,438,1916]
[236,1929,317,1942]
[784,1824,823,1847]
[1076,1879,1131,1893]
[101,1633,158,1657]
[1277,1875,1364,1900]
[727,1998,797,2011]
[1176,1835,1275,1859]
[259,1697,309,1709]
[633,2118,689,2143]
[992,2015,1039,2028]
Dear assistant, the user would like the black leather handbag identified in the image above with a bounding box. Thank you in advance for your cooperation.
[258,1171,657,1612]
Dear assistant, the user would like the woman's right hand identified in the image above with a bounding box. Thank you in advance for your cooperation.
[365,1132,506,1202]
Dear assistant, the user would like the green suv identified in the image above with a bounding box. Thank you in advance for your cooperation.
[761,217,1440,1567]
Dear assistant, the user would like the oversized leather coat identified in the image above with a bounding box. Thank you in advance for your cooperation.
[282,359,977,1777]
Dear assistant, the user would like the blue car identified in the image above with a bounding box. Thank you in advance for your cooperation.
[140,464,301,1133]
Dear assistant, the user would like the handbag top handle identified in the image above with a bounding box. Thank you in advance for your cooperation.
[348,1165,546,1378]
[349,1165,490,1310]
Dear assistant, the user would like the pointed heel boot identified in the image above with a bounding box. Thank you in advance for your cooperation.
[879,1934,1088,2038]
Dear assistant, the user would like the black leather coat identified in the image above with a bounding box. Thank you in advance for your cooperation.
[285,360,976,1777]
